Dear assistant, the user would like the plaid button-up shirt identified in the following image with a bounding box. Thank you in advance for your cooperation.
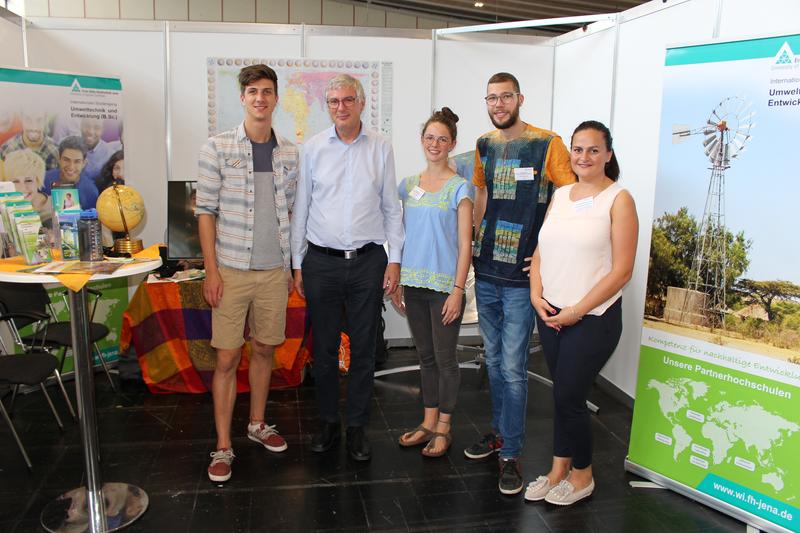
[196,122,298,271]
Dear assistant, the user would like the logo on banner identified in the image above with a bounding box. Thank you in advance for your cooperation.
[70,79,82,93]
[772,42,798,70]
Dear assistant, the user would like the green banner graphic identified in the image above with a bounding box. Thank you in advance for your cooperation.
[630,346,799,520]
[0,68,122,90]
[697,475,798,530]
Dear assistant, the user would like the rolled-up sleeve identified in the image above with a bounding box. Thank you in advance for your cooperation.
[472,143,486,189]
[381,143,404,263]
[544,136,576,187]
[196,140,221,217]
[284,162,298,214]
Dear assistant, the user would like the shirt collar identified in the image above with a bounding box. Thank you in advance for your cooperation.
[237,122,284,146]
[236,122,248,142]
[327,122,368,144]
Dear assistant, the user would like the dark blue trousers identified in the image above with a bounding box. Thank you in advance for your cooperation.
[302,246,387,427]
[536,298,622,469]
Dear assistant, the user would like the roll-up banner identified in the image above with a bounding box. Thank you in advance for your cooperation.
[627,33,800,533]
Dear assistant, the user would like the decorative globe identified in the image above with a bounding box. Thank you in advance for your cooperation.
[96,185,145,233]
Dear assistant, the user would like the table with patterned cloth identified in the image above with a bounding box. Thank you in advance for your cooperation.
[120,279,310,394]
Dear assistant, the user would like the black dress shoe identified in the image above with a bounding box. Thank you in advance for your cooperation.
[310,421,340,452]
[346,426,371,461]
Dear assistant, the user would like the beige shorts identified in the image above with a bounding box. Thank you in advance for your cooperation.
[211,266,289,350]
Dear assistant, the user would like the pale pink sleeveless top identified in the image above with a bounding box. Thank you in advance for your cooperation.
[538,182,623,316]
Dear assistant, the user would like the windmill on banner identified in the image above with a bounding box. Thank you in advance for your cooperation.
[670,96,755,327]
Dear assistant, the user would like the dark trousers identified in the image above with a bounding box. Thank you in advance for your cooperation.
[403,286,464,415]
[536,298,622,469]
[302,245,387,427]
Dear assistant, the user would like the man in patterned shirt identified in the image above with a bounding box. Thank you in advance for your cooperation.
[464,72,575,495]
[0,109,59,171]
[196,64,299,483]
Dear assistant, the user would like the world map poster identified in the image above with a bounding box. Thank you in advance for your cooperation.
[627,33,800,533]
[206,57,393,144]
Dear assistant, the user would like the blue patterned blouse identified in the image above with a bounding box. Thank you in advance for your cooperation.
[398,173,473,293]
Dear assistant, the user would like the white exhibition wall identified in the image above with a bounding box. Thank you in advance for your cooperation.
[433,36,554,149]
[719,0,800,38]
[551,23,615,138]
[0,12,24,67]
[12,0,800,399]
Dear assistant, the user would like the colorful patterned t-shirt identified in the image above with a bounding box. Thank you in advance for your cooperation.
[472,123,575,287]
[398,174,473,293]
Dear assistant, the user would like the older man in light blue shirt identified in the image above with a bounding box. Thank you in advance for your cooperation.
[291,74,403,462]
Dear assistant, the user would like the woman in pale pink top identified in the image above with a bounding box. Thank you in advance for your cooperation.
[526,121,639,506]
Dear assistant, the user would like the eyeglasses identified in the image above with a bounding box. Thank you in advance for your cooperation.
[422,134,451,145]
[484,92,519,106]
[326,96,358,109]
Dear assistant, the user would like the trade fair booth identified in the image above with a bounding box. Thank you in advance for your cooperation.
[1,0,798,531]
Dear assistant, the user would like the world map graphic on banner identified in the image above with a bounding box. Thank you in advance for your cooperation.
[206,57,394,143]
[644,376,799,494]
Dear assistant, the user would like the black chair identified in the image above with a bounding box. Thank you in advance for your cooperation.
[0,350,65,469]
[0,305,76,420]
[0,282,116,396]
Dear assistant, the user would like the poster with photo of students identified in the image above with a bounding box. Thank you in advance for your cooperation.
[0,67,124,215]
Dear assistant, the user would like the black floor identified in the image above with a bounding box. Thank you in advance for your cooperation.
[1,348,744,532]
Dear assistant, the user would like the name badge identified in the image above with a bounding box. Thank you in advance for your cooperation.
[410,186,426,201]
[573,196,594,212]
[513,167,535,181]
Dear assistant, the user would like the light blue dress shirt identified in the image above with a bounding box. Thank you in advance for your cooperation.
[290,124,404,266]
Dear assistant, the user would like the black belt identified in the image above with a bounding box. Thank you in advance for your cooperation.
[308,241,380,259]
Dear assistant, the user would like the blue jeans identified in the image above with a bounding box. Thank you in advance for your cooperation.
[475,279,536,459]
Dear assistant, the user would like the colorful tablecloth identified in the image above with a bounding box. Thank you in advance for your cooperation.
[120,279,310,394]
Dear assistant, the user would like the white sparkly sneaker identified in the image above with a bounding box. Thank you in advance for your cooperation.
[544,478,595,506]
[524,475,555,502]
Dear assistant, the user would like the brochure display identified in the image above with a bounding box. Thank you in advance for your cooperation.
[627,33,800,533]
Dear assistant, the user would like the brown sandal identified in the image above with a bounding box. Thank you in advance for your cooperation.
[398,425,435,447]
[421,432,452,458]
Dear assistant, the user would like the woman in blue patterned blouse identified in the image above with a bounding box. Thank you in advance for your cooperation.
[392,108,474,457]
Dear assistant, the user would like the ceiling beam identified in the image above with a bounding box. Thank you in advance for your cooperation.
[436,13,617,35]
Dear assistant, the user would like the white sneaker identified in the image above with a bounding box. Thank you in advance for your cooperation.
[544,478,595,506]
[524,475,554,502]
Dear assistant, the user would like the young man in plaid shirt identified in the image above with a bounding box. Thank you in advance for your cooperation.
[196,64,299,483]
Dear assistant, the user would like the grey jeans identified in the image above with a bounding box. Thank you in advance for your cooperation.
[403,286,465,414]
